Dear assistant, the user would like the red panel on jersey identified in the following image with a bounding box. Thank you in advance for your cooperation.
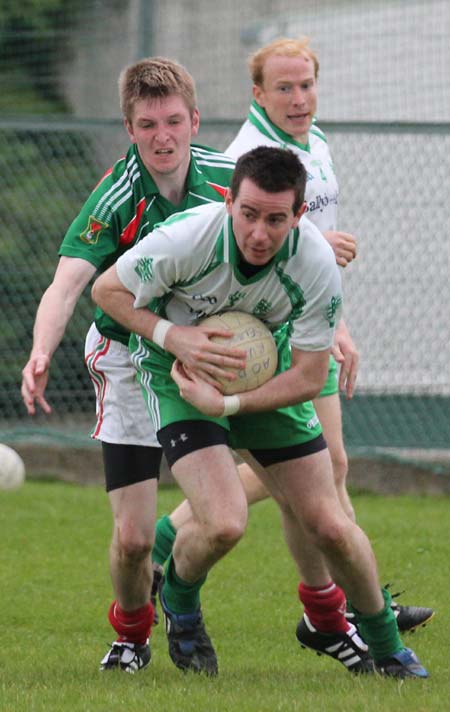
[120,197,147,245]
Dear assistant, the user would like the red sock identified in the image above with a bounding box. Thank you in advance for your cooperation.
[108,601,154,644]
[298,581,350,633]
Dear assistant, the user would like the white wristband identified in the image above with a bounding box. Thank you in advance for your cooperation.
[152,319,173,349]
[222,394,241,417]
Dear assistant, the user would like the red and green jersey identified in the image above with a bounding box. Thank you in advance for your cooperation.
[59,143,235,344]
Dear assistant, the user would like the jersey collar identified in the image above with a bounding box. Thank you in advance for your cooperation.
[131,144,208,197]
[247,100,311,153]
[131,145,158,195]
[184,145,210,189]
[215,213,300,281]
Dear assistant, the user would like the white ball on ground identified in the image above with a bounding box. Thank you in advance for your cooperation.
[0,444,26,490]
[199,311,278,395]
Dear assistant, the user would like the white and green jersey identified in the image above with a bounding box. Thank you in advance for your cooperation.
[59,143,235,344]
[116,201,342,356]
[226,101,338,234]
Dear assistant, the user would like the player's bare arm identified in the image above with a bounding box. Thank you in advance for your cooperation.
[323,230,357,267]
[171,346,331,417]
[331,319,359,399]
[92,266,247,383]
[21,256,96,415]
[92,265,161,341]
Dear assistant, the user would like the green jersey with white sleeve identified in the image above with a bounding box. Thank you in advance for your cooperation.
[59,143,235,345]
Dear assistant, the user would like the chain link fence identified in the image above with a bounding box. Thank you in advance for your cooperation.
[1,0,449,462]
[1,118,449,456]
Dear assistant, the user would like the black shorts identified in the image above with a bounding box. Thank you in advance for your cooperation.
[102,442,162,492]
[158,420,327,469]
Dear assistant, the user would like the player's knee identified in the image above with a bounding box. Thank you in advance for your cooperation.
[308,511,353,558]
[208,512,247,553]
[115,519,154,561]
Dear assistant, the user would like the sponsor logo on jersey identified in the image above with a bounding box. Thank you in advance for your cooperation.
[80,215,109,244]
[307,191,338,214]
[192,293,218,305]
[226,290,245,308]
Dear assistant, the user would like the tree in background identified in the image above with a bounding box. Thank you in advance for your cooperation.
[0,0,87,113]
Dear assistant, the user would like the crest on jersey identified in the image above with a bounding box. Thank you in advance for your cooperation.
[80,215,109,245]
[325,295,342,327]
[134,256,154,283]
[253,299,272,318]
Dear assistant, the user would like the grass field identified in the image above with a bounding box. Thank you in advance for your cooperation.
[1,479,448,712]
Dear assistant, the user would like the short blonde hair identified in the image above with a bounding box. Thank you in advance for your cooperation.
[249,37,319,87]
[118,56,197,121]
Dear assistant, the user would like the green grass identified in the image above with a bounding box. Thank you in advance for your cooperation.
[1,481,448,711]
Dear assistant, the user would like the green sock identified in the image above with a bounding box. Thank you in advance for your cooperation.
[162,554,206,614]
[152,515,176,567]
[349,588,404,662]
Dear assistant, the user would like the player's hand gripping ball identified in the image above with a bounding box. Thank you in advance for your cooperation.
[199,311,278,394]
[0,443,26,490]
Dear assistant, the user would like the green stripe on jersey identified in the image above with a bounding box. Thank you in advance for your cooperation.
[248,100,311,152]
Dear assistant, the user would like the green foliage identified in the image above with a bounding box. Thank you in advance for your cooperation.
[1,482,448,711]
[0,128,99,417]
[0,0,88,113]
[0,0,86,32]
[0,69,67,114]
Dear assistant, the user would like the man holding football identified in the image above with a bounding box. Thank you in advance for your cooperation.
[92,145,428,680]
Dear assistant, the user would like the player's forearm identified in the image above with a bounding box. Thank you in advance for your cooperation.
[237,372,324,413]
[335,317,347,336]
[29,256,96,361]
[238,350,330,414]
[30,283,80,360]
[92,269,161,341]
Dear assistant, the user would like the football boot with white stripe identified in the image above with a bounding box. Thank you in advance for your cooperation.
[99,640,151,673]
[296,614,375,673]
